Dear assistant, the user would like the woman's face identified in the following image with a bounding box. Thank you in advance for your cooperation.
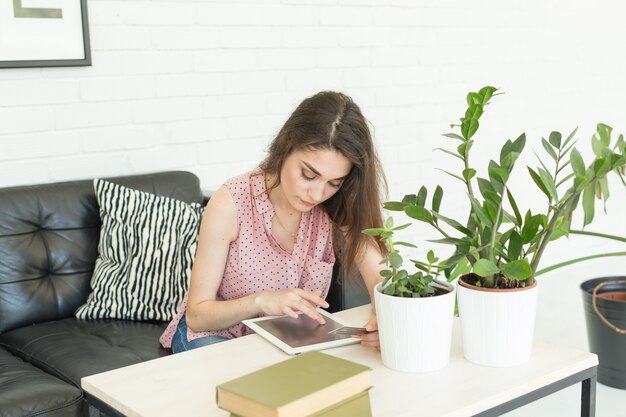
[279,147,352,212]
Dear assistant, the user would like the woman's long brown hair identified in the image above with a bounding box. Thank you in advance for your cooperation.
[260,91,387,279]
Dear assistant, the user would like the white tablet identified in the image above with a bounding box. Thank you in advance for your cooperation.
[242,309,362,355]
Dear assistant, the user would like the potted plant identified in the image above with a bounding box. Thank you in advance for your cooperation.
[363,219,456,373]
[532,139,626,387]
[380,86,626,367]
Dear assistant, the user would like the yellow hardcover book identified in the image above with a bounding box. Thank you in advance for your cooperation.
[229,390,372,417]
[216,351,371,417]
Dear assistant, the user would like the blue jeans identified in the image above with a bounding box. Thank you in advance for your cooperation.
[171,313,229,353]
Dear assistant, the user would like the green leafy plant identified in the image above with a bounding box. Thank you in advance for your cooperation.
[363,218,446,297]
[374,86,626,290]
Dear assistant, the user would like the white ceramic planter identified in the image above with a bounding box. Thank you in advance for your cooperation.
[457,278,539,367]
[374,282,456,373]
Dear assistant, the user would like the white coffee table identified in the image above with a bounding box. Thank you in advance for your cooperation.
[82,305,598,417]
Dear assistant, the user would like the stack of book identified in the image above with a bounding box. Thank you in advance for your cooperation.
[216,351,372,417]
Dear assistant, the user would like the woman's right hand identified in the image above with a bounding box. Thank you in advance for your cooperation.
[254,289,330,324]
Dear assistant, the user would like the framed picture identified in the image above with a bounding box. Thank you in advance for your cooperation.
[0,0,91,68]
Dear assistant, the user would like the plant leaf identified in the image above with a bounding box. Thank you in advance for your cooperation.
[383,201,406,211]
[477,177,497,200]
[394,241,418,248]
[442,133,466,141]
[432,212,473,236]
[538,167,558,201]
[599,176,609,203]
[501,151,521,171]
[548,131,562,148]
[507,230,523,260]
[570,148,586,178]
[562,126,579,149]
[404,205,433,223]
[550,216,571,241]
[483,190,502,206]
[463,168,477,182]
[532,150,551,175]
[501,259,532,280]
[461,118,479,140]
[417,186,428,207]
[385,216,394,229]
[468,195,493,226]
[542,138,558,161]
[391,222,412,231]
[561,141,578,159]
[465,104,483,120]
[467,92,483,106]
[448,256,472,280]
[489,162,509,186]
[383,283,396,295]
[432,185,443,214]
[506,189,523,226]
[428,237,471,246]
[457,141,474,158]
[362,228,385,236]
[473,258,499,277]
[528,167,551,199]
[555,172,575,188]
[592,157,610,177]
[582,183,595,226]
[521,212,542,244]
[402,194,417,205]
[389,252,403,269]
[436,168,465,182]
[597,123,612,146]
[479,86,497,104]
[500,133,526,166]
[434,147,464,160]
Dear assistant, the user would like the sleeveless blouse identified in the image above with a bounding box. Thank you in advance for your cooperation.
[160,170,335,348]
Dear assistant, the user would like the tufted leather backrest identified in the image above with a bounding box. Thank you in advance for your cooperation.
[0,172,203,334]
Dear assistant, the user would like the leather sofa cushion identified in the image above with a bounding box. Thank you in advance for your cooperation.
[0,318,169,387]
[0,171,203,334]
[0,349,83,417]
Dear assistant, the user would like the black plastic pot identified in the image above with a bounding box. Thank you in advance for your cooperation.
[581,277,626,389]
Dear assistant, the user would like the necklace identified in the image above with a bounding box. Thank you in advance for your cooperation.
[273,211,300,244]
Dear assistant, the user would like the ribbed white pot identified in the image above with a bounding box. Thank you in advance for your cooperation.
[457,278,539,367]
[374,282,456,373]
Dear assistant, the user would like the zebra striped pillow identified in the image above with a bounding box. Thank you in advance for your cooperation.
[75,179,203,321]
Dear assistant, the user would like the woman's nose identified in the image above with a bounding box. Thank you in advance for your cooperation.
[308,183,325,202]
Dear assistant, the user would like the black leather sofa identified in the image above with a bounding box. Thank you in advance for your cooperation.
[0,171,368,417]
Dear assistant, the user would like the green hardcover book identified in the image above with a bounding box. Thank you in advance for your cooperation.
[216,351,371,417]
[229,390,372,417]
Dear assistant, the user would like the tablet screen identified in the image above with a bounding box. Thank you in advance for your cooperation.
[252,312,352,348]
[243,309,363,354]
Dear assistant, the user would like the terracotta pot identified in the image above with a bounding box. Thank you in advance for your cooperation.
[457,276,538,367]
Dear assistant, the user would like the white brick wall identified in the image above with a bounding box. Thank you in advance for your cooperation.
[1,0,625,265]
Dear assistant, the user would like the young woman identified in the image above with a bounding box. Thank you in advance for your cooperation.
[160,91,388,353]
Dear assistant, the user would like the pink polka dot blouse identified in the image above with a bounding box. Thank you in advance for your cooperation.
[160,170,336,348]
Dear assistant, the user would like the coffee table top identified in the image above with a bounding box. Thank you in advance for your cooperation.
[81,305,598,417]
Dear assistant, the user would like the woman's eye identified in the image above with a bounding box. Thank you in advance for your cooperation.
[330,181,342,189]
[301,172,315,181]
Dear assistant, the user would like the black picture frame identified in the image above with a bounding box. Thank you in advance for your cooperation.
[0,0,91,69]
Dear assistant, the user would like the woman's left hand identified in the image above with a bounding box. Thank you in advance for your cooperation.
[355,316,380,350]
